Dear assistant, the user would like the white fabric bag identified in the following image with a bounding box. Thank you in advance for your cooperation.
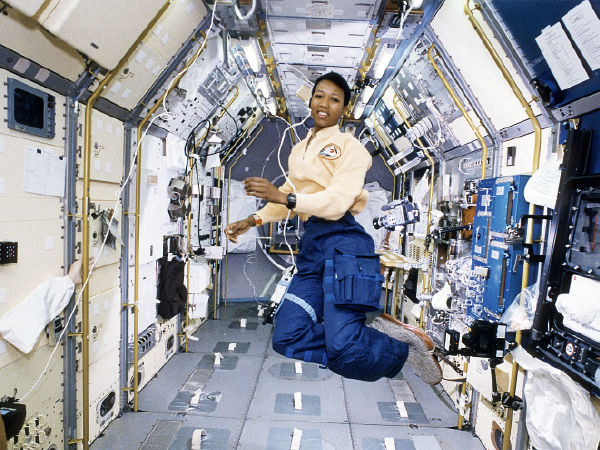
[0,276,74,353]
[511,346,600,450]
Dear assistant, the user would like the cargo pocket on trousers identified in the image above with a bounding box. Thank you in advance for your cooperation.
[330,249,384,312]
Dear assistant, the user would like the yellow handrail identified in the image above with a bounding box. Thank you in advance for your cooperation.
[391,94,436,326]
[426,45,488,180]
[81,1,175,446]
[463,2,542,444]
[134,29,207,411]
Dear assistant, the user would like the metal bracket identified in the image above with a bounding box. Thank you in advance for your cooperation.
[501,392,523,411]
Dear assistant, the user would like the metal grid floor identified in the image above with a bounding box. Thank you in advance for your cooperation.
[90,303,486,450]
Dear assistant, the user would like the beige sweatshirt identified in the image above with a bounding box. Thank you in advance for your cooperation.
[256,124,371,224]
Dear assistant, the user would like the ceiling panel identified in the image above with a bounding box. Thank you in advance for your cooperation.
[273,43,361,67]
[262,0,383,21]
[38,0,169,70]
[102,41,168,111]
[268,17,373,48]
[145,0,208,61]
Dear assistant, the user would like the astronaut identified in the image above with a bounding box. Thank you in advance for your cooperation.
[225,72,442,384]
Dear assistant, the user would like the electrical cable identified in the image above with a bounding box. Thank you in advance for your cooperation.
[234,0,256,21]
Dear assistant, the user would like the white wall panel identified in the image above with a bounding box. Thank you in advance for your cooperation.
[499,128,552,177]
[131,134,181,266]
[86,348,121,440]
[0,9,86,81]
[77,107,125,184]
[430,0,541,131]
[4,0,46,17]
[128,261,159,336]
[145,0,208,61]
[88,287,121,364]
[102,41,168,111]
[38,0,168,70]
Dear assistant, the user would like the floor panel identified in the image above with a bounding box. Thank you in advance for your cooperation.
[91,303,485,450]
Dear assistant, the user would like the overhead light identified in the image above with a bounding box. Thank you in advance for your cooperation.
[361,86,375,105]
[240,38,262,73]
[373,44,397,79]
[353,103,365,119]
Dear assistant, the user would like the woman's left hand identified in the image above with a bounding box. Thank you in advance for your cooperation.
[243,177,288,205]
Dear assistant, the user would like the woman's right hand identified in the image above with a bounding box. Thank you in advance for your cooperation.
[225,216,254,243]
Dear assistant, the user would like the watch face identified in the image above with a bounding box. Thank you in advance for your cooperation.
[287,193,296,208]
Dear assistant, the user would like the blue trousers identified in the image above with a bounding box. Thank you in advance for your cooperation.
[272,213,408,381]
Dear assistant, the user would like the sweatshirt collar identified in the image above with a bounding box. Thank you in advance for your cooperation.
[310,124,341,140]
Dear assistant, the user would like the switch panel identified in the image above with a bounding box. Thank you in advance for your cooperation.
[468,176,531,322]
[0,241,18,264]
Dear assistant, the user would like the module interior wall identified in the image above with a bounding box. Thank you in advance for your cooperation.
[0,70,67,449]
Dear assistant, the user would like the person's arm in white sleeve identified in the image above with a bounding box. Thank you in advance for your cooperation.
[0,259,91,354]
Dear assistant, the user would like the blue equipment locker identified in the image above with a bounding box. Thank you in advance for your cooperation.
[469,175,531,322]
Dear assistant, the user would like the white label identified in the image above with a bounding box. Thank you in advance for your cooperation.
[295,362,303,374]
[294,392,302,410]
[153,24,163,36]
[0,136,5,152]
[491,250,500,260]
[0,178,4,195]
[384,437,396,450]
[145,59,155,70]
[96,119,103,130]
[496,186,505,196]
[153,65,161,76]
[93,341,99,353]
[110,82,121,94]
[122,89,132,99]
[228,343,236,351]
[161,34,171,45]
[0,340,7,355]
[474,245,483,254]
[105,162,111,173]
[240,318,247,328]
[290,429,302,450]
[45,236,54,250]
[396,401,408,418]
[104,300,110,311]
[136,51,146,63]
[0,288,6,304]
[106,123,113,134]
[94,304,100,316]
[13,58,30,73]
[95,159,101,171]
[186,2,195,13]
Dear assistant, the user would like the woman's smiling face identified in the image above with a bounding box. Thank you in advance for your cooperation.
[310,79,347,132]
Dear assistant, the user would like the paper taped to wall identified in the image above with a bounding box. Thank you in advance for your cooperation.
[23,147,66,197]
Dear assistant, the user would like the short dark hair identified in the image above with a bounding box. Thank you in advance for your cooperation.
[312,72,352,106]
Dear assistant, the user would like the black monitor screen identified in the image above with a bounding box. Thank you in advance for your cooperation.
[14,87,44,129]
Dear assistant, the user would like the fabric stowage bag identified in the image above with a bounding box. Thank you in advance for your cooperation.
[331,250,384,312]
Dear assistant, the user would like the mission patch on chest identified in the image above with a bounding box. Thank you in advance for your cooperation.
[318,143,341,160]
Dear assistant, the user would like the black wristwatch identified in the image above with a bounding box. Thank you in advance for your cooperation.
[286,193,296,209]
